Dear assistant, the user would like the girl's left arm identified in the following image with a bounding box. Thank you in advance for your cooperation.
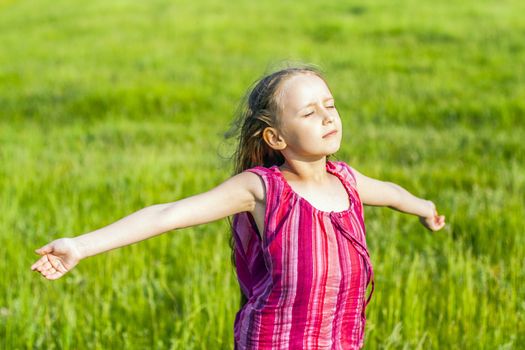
[350,167,446,232]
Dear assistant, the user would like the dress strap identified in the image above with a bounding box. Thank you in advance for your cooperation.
[329,160,366,220]
[327,160,357,188]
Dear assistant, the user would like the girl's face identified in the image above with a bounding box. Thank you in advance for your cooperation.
[276,73,342,159]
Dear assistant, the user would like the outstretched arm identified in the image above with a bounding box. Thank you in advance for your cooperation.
[31,171,263,280]
[350,167,446,232]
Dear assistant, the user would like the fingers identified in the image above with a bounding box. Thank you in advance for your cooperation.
[431,215,446,231]
[48,256,62,270]
[31,255,63,271]
[41,267,58,277]
[35,245,53,255]
[31,253,69,281]
[35,262,61,280]
[41,261,52,270]
[45,271,64,280]
[31,254,50,271]
[419,212,445,232]
[37,267,62,280]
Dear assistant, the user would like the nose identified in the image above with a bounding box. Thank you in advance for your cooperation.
[322,108,335,124]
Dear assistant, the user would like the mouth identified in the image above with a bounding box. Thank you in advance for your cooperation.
[323,130,338,138]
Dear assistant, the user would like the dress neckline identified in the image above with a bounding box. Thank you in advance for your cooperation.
[271,160,353,217]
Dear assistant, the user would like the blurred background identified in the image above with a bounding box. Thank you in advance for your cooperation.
[1,0,524,348]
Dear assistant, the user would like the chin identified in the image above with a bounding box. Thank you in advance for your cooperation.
[324,146,341,156]
[330,142,342,152]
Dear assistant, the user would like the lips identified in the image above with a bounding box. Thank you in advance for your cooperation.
[323,130,338,138]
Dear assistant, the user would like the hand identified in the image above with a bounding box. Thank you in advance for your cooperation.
[31,238,83,280]
[419,200,446,232]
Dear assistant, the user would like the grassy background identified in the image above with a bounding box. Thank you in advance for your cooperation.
[1,0,524,348]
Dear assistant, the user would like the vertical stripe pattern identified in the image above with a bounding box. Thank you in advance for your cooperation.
[232,160,374,349]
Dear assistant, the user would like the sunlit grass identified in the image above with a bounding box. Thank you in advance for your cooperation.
[1,0,524,348]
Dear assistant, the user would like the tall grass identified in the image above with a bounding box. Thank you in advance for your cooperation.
[1,0,524,348]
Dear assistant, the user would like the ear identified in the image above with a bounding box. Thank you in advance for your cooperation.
[262,127,287,150]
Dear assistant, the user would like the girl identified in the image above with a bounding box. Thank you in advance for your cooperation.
[31,65,446,349]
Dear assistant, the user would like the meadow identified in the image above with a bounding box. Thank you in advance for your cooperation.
[1,0,524,348]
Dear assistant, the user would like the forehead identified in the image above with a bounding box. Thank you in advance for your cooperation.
[278,73,332,113]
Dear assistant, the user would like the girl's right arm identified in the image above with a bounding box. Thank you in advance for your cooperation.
[30,171,264,280]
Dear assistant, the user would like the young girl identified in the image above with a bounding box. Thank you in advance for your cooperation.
[31,65,445,349]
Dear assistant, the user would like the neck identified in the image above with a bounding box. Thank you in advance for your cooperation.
[279,157,329,183]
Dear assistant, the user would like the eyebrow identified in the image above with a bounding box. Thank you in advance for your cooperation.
[298,97,335,111]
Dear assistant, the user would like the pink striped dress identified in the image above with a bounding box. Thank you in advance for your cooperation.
[232,160,374,349]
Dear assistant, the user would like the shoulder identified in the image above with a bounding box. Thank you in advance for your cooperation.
[232,167,268,203]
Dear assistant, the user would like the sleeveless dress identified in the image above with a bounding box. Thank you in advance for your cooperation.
[232,160,375,350]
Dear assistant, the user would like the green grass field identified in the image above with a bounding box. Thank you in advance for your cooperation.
[1,0,524,348]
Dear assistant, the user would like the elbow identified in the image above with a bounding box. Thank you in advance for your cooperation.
[153,203,178,232]
[386,182,404,209]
